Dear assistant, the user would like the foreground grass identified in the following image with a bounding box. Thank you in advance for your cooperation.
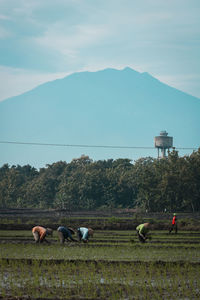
[0,243,200,263]
[0,259,200,299]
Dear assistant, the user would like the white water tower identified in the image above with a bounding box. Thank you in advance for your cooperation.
[154,131,173,158]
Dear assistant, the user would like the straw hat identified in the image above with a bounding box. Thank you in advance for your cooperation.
[143,223,150,227]
[46,228,53,236]
[88,228,94,237]
[68,227,75,235]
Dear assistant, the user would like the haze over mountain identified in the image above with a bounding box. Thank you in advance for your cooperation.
[0,67,199,168]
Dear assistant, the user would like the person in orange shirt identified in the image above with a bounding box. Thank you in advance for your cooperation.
[32,226,53,243]
[169,213,178,234]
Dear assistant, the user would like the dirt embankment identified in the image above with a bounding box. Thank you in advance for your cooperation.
[0,209,200,231]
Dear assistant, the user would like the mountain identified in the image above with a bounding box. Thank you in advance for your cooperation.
[0,67,200,168]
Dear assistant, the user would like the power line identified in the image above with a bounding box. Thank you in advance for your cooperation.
[0,140,198,151]
[0,140,154,149]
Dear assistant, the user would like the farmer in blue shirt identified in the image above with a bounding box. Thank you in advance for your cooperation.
[57,226,77,244]
[77,227,94,243]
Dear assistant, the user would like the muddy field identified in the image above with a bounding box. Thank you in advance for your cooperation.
[0,209,200,299]
[0,228,200,299]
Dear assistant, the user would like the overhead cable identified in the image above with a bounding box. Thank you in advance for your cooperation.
[0,141,198,151]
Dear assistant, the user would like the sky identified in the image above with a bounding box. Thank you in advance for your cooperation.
[0,0,200,102]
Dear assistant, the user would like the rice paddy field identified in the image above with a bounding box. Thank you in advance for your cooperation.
[0,229,200,299]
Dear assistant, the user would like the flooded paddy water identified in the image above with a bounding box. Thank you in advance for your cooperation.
[0,229,200,299]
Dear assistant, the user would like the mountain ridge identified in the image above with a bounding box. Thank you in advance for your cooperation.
[1,67,199,104]
[0,67,199,168]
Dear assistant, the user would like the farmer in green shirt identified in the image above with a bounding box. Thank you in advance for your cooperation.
[136,223,151,243]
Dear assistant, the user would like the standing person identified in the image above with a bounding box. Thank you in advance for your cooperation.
[77,227,94,243]
[136,223,151,243]
[57,226,77,244]
[169,213,178,234]
[32,226,53,243]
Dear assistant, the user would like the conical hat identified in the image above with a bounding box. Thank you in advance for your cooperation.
[88,228,94,236]
[46,228,53,235]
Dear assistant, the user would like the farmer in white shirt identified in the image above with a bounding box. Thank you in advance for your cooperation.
[77,227,94,243]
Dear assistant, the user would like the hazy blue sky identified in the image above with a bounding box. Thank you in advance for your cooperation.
[0,0,200,101]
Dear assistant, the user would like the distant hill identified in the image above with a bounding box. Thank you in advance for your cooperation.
[0,67,200,167]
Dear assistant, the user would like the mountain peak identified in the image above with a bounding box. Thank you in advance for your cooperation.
[123,67,134,71]
[122,67,140,74]
[0,66,199,168]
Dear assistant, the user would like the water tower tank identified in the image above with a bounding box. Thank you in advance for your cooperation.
[154,131,173,158]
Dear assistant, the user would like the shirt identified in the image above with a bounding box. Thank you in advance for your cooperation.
[32,226,47,241]
[136,224,149,235]
[172,216,176,225]
[57,226,73,240]
[79,227,89,240]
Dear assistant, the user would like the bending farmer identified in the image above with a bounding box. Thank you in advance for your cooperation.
[32,226,53,243]
[57,226,77,244]
[77,227,94,243]
[136,223,151,243]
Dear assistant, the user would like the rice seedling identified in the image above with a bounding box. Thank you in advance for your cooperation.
[0,229,200,299]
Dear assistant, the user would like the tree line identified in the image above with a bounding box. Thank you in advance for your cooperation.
[0,149,200,212]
